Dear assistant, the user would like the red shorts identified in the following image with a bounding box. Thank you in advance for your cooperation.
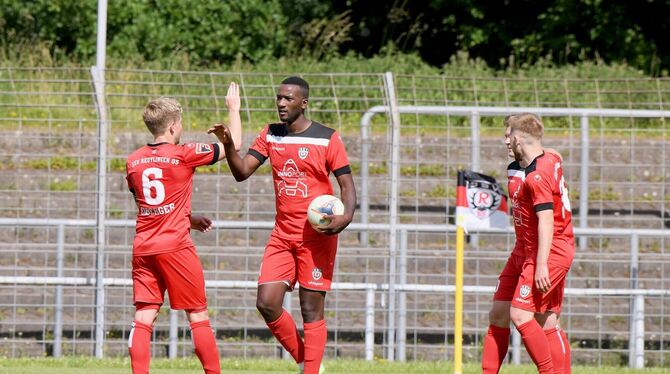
[493,253,525,302]
[132,246,207,311]
[258,233,338,292]
[511,260,568,315]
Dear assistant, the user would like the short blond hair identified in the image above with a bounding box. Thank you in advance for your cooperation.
[142,97,182,136]
[506,112,544,139]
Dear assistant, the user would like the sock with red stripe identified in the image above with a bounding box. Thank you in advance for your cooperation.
[128,320,152,374]
[545,327,566,374]
[482,324,510,373]
[190,320,221,374]
[303,319,327,374]
[266,309,305,363]
[559,328,571,374]
[517,319,553,373]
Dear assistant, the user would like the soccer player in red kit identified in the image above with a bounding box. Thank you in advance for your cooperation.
[506,114,575,374]
[208,76,356,374]
[125,83,242,374]
[482,114,572,374]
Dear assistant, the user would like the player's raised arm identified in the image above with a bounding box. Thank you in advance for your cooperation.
[225,82,243,150]
[207,124,261,181]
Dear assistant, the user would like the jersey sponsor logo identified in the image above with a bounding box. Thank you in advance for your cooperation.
[312,267,322,280]
[519,284,531,298]
[298,146,309,160]
[277,159,308,197]
[195,143,212,154]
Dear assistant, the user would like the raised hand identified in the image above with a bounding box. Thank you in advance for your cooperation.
[225,82,241,112]
[207,123,234,145]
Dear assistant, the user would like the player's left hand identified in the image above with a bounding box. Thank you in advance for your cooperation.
[534,263,551,293]
[190,215,213,232]
[315,214,352,235]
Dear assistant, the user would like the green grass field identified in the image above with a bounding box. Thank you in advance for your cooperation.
[0,357,668,374]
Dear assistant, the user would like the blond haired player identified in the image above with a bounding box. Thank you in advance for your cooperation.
[125,83,241,373]
[482,113,572,374]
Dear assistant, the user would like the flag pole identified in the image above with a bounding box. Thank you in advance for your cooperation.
[454,223,464,374]
[454,170,466,374]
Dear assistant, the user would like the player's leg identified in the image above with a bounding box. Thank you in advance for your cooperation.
[299,287,327,374]
[482,254,523,373]
[185,308,220,374]
[257,235,305,364]
[537,312,566,374]
[510,262,553,374]
[482,300,512,373]
[296,235,337,374]
[130,255,165,374]
[559,327,571,374]
[156,247,220,374]
[536,269,570,374]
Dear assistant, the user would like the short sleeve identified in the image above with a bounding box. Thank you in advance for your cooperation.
[247,127,269,164]
[526,171,554,212]
[326,131,351,176]
[182,142,220,168]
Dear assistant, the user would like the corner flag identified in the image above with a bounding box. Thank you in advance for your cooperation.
[453,170,508,374]
[456,170,508,231]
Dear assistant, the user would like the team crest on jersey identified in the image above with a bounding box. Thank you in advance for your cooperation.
[298,146,309,160]
[519,285,531,298]
[195,143,212,154]
[312,268,322,280]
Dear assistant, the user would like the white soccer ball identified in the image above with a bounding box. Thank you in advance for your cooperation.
[307,194,344,228]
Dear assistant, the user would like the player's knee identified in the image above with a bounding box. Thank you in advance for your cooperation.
[185,308,209,323]
[134,303,160,325]
[299,301,323,323]
[510,307,533,327]
[489,308,510,327]
[256,297,280,319]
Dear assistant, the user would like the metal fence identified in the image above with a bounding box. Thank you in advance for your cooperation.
[0,68,669,367]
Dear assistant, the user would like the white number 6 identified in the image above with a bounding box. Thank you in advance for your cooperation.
[142,167,165,205]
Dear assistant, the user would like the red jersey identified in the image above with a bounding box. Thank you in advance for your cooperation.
[517,152,575,269]
[126,142,220,256]
[248,122,351,241]
[507,161,527,257]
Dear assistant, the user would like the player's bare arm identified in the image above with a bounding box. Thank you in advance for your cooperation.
[319,172,356,235]
[535,209,554,293]
[209,125,262,181]
[225,82,243,150]
[190,215,213,233]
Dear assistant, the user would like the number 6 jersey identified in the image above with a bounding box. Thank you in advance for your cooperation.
[126,142,220,256]
[517,151,575,269]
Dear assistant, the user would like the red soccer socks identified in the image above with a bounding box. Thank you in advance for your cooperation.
[559,328,572,374]
[517,320,554,373]
[128,320,153,374]
[267,309,305,363]
[303,319,327,374]
[190,320,221,374]
[482,324,511,373]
